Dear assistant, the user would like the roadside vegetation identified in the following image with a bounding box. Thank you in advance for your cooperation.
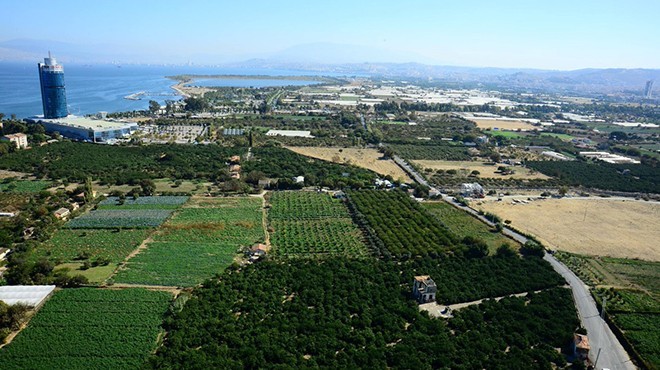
[556,252,659,368]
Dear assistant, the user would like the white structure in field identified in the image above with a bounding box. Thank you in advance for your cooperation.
[0,285,56,306]
[265,130,313,138]
[579,151,640,164]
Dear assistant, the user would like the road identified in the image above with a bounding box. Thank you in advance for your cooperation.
[393,156,636,369]
[544,254,636,370]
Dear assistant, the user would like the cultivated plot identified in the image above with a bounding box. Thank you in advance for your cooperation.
[423,201,516,253]
[113,196,263,286]
[0,288,171,370]
[269,191,367,257]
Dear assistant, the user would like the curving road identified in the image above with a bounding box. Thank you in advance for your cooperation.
[393,157,636,369]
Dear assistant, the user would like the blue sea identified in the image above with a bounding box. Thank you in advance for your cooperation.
[0,62,333,119]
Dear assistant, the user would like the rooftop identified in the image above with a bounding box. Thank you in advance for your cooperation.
[0,285,56,306]
[29,115,137,130]
[2,133,27,139]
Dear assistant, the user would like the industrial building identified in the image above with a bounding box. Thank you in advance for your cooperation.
[27,115,138,142]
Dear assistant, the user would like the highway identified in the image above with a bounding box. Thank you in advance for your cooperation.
[393,157,636,369]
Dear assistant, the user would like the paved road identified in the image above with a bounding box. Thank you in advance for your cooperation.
[544,254,636,370]
[392,158,636,369]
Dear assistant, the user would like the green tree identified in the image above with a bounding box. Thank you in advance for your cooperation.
[149,100,161,114]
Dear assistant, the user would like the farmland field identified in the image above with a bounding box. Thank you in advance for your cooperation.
[469,118,538,131]
[388,144,471,161]
[268,191,367,256]
[477,198,660,261]
[98,196,189,210]
[286,147,412,182]
[423,201,516,253]
[113,196,264,286]
[347,189,458,257]
[37,229,151,263]
[555,251,659,367]
[0,288,171,369]
[66,209,174,228]
[413,160,550,180]
[0,180,52,193]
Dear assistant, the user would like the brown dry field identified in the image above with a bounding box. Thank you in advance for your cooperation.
[413,160,550,180]
[470,119,537,131]
[477,198,660,261]
[286,147,413,182]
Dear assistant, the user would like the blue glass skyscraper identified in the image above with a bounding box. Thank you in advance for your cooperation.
[38,52,68,118]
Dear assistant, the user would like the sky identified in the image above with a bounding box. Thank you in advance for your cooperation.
[1,0,659,70]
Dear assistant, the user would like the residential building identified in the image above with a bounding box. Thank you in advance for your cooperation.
[1,133,28,149]
[413,275,437,303]
[53,207,70,220]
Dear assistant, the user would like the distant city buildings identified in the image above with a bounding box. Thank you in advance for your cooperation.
[38,52,68,119]
[644,80,654,99]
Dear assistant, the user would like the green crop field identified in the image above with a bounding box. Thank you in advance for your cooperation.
[0,180,52,193]
[112,242,238,286]
[556,252,660,369]
[98,196,189,210]
[268,191,367,256]
[0,288,171,370]
[37,229,151,263]
[66,209,174,228]
[113,196,264,286]
[388,144,471,161]
[347,189,458,257]
[423,201,516,253]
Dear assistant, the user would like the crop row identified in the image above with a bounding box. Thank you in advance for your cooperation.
[66,209,174,228]
[346,189,458,257]
[114,197,264,286]
[270,219,367,256]
[268,191,368,256]
[36,229,150,263]
[100,196,190,206]
[269,191,349,220]
[0,288,171,370]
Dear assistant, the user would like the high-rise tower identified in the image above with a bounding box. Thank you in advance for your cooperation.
[38,52,68,118]
[644,80,654,99]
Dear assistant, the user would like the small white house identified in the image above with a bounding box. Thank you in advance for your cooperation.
[293,176,305,184]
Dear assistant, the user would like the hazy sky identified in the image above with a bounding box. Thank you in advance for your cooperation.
[1,0,659,69]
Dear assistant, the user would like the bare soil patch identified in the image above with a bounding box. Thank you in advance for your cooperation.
[413,160,550,180]
[286,147,413,182]
[470,119,537,131]
[477,198,660,261]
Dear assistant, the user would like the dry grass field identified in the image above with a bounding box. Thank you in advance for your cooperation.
[477,198,660,261]
[413,160,550,180]
[286,147,413,182]
[470,119,538,131]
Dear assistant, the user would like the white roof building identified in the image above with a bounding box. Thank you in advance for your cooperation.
[0,285,56,306]
[266,130,314,138]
